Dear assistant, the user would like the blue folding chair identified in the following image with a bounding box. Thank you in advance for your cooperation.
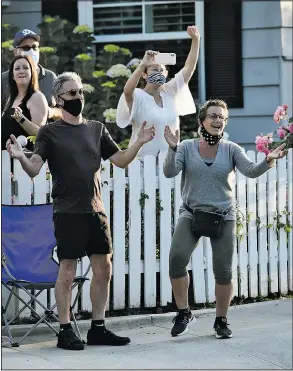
[1,204,90,346]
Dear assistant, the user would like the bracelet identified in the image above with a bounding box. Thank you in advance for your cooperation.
[17,116,25,124]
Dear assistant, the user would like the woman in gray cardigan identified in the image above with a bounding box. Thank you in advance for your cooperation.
[163,99,287,339]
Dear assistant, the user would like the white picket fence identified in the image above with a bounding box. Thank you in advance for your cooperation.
[1,149,293,317]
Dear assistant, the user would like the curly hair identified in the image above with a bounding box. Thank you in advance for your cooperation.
[198,99,228,123]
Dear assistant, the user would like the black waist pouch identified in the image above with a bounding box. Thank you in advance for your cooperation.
[183,203,229,239]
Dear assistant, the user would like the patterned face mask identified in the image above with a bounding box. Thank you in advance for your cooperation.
[146,72,166,85]
[200,125,223,146]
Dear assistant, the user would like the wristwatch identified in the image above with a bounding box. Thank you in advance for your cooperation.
[18,117,25,124]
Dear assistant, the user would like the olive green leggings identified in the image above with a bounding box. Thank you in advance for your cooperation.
[169,217,236,285]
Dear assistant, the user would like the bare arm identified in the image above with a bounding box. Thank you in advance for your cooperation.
[123,50,157,111]
[6,134,44,178]
[19,153,44,178]
[48,106,62,120]
[12,92,48,136]
[109,121,155,168]
[109,141,143,169]
[181,26,200,83]
[182,40,200,83]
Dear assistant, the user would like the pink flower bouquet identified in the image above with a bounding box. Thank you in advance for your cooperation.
[255,104,293,154]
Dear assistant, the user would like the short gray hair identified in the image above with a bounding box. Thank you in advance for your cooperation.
[52,72,82,99]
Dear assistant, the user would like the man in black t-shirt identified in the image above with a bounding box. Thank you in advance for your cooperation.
[6,71,155,351]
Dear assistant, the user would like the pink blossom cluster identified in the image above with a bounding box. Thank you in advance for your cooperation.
[256,104,292,154]
[274,104,288,123]
[255,133,273,155]
[277,123,293,139]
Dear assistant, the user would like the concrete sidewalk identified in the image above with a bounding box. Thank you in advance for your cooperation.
[2,299,292,369]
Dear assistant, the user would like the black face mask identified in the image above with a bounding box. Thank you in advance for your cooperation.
[59,97,83,117]
[200,124,223,146]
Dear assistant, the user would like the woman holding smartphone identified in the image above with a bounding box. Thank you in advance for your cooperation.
[116,26,200,159]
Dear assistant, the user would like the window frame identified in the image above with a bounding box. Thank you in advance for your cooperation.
[77,0,206,103]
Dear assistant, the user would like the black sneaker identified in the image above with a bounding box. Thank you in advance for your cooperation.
[57,328,84,350]
[87,326,131,346]
[213,317,232,339]
[171,311,195,337]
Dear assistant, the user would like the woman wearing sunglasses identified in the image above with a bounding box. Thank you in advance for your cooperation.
[1,55,48,151]
[163,99,287,340]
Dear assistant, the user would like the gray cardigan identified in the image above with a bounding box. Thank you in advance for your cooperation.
[163,139,272,221]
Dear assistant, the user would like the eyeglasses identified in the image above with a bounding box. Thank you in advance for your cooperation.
[17,45,39,52]
[59,89,84,97]
[206,113,228,122]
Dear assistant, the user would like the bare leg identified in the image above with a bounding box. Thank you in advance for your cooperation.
[171,275,190,310]
[215,283,233,317]
[89,254,112,320]
[55,259,77,324]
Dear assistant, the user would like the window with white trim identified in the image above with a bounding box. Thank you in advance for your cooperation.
[87,0,244,107]
[92,0,199,98]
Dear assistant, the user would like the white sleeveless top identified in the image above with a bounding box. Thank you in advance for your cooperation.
[116,70,196,159]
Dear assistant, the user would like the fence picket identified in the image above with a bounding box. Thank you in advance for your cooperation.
[143,156,157,307]
[2,151,12,204]
[236,170,249,298]
[13,159,33,316]
[128,160,142,308]
[191,239,206,303]
[81,256,92,311]
[247,151,259,297]
[267,165,278,293]
[287,151,293,291]
[112,165,126,309]
[2,149,292,317]
[159,152,172,306]
[257,153,269,297]
[232,181,239,296]
[33,165,51,315]
[101,160,111,220]
[174,171,182,227]
[277,157,288,293]
[101,160,111,311]
[203,237,215,303]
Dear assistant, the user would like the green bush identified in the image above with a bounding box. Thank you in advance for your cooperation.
[1,15,199,146]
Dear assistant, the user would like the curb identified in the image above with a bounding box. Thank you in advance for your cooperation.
[4,299,289,338]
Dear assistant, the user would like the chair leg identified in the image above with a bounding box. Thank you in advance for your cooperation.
[1,305,15,347]
[2,286,46,330]
[2,286,58,336]
[71,282,86,343]
[16,315,59,346]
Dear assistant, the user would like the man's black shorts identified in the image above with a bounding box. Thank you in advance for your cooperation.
[53,212,112,260]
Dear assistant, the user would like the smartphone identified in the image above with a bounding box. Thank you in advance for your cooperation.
[154,53,176,65]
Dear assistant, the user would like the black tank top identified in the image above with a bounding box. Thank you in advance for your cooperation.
[1,92,35,151]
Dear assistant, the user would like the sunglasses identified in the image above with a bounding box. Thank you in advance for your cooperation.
[17,45,39,52]
[206,113,228,122]
[59,89,85,97]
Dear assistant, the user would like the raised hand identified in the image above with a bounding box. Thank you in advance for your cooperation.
[186,25,200,41]
[267,143,287,161]
[141,50,159,68]
[6,134,24,160]
[137,121,156,145]
[164,125,180,150]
